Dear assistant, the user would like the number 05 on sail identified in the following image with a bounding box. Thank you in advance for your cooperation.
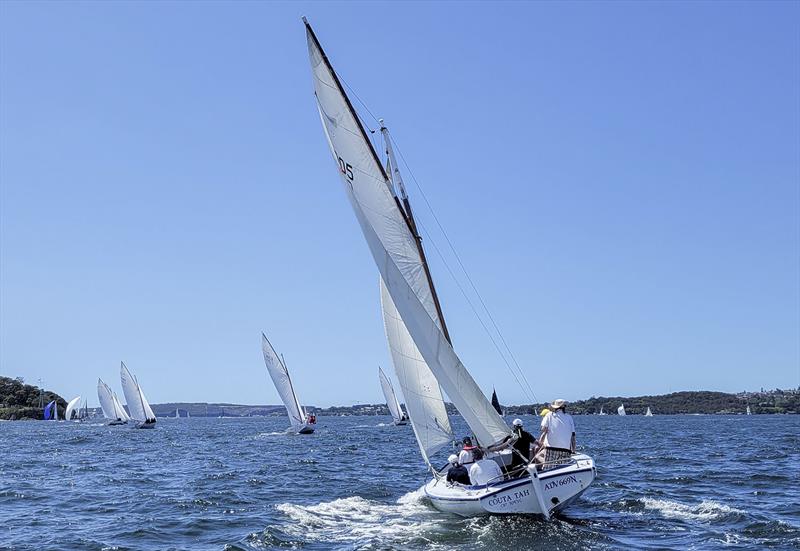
[303,19,595,518]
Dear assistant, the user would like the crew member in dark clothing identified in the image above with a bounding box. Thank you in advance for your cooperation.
[446,454,471,485]
[489,418,538,476]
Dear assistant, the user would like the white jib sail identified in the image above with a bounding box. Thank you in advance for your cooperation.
[618,404,626,416]
[120,362,155,421]
[261,333,306,430]
[65,395,81,421]
[305,21,509,447]
[97,379,115,419]
[378,366,404,424]
[112,391,131,421]
[381,278,453,461]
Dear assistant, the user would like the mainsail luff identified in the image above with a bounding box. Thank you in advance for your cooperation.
[305,19,510,447]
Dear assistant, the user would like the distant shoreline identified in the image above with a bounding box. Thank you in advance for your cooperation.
[2,376,797,420]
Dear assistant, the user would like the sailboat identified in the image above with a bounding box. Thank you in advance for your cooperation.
[618,404,626,416]
[43,400,56,421]
[97,378,131,425]
[491,389,504,416]
[378,366,408,425]
[65,395,81,421]
[304,18,595,518]
[645,407,653,417]
[598,406,607,416]
[261,333,315,434]
[175,408,181,419]
[119,362,157,429]
[746,405,752,415]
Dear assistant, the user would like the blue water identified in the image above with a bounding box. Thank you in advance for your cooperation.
[1,415,798,550]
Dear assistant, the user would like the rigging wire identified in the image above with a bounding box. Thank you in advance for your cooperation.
[340,72,539,406]
[390,135,539,405]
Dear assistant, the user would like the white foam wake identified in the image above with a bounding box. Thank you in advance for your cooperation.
[275,487,440,546]
[642,497,744,521]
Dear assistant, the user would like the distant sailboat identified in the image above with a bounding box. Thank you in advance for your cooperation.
[378,366,408,425]
[261,333,315,434]
[618,403,627,416]
[305,18,594,518]
[599,406,607,416]
[65,395,81,421]
[746,405,752,415]
[97,378,130,425]
[175,408,180,418]
[43,400,56,421]
[645,407,653,417]
[490,388,504,416]
[119,362,157,429]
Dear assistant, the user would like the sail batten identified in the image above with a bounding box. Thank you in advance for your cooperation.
[306,21,510,447]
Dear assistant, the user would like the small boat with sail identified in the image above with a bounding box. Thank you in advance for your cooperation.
[491,389,505,416]
[65,395,81,421]
[43,400,58,421]
[618,404,626,416]
[599,406,607,416]
[261,333,316,434]
[119,362,157,429]
[645,407,653,417]
[378,366,408,425]
[97,378,131,425]
[304,18,595,518]
[746,405,752,415]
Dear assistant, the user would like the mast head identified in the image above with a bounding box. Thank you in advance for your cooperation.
[301,16,308,25]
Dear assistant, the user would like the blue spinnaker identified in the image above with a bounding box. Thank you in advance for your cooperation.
[44,400,54,420]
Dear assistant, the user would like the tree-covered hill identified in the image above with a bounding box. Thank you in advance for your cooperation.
[503,389,799,416]
[0,376,66,420]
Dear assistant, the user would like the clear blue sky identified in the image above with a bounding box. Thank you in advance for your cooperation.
[1,1,798,407]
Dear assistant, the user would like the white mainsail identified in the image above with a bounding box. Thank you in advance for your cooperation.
[261,333,306,430]
[381,278,453,461]
[618,403,626,416]
[305,20,509,448]
[120,362,156,422]
[65,395,81,421]
[645,407,653,416]
[97,378,130,421]
[378,366,405,424]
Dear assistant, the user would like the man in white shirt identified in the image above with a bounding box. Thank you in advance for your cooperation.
[539,399,576,457]
[468,448,504,486]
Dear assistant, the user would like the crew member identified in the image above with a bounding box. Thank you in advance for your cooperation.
[489,418,538,476]
[468,448,503,486]
[537,399,576,466]
[458,436,477,466]
[445,454,471,485]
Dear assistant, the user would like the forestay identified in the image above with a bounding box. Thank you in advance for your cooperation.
[378,366,405,424]
[381,278,453,461]
[305,21,510,447]
[261,333,306,430]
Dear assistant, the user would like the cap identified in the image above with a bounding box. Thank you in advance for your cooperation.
[512,418,523,427]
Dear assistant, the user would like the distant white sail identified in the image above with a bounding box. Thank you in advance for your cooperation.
[120,362,156,422]
[261,333,306,431]
[65,395,81,421]
[306,26,509,448]
[618,403,626,416]
[381,279,453,461]
[378,367,405,424]
[645,407,653,417]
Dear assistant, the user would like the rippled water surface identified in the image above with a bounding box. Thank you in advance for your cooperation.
[1,415,798,550]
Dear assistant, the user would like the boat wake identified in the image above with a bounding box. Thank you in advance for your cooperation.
[640,497,745,522]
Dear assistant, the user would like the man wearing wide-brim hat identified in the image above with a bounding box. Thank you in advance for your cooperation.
[536,399,576,467]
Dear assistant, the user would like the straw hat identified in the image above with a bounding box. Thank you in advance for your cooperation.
[550,399,567,410]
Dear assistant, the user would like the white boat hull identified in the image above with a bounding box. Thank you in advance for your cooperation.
[424,454,595,518]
